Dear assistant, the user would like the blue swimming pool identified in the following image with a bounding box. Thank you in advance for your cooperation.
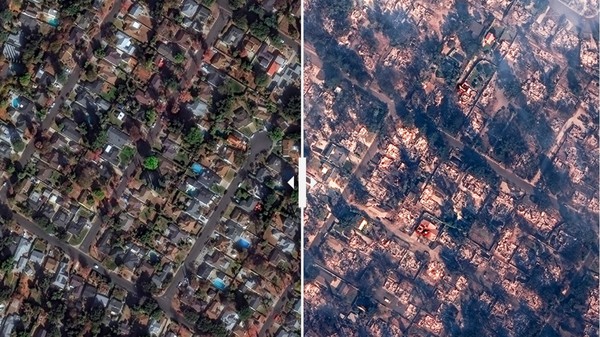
[237,238,251,249]
[191,163,204,174]
[49,18,59,27]
[213,278,226,290]
[11,97,19,108]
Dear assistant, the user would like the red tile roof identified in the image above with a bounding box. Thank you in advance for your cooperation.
[266,61,279,77]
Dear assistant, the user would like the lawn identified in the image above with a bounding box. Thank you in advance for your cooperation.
[239,122,259,138]
[222,168,236,185]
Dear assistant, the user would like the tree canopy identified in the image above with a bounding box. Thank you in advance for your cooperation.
[143,156,159,170]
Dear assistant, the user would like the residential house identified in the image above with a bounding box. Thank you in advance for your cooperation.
[128,3,153,28]
[82,284,97,300]
[67,215,88,237]
[221,311,239,331]
[148,318,163,336]
[164,224,187,245]
[271,62,301,90]
[185,199,207,223]
[97,59,119,85]
[187,100,209,118]
[256,44,276,70]
[12,237,33,272]
[95,293,110,307]
[123,19,151,43]
[58,118,82,143]
[104,47,138,73]
[220,26,244,48]
[69,275,85,298]
[152,263,174,289]
[52,261,70,289]
[241,36,262,60]
[115,31,136,55]
[191,165,222,189]
[161,139,181,162]
[2,32,23,61]
[51,207,73,231]
[59,45,77,72]
[192,5,212,33]
[108,298,124,316]
[232,107,254,131]
[0,315,20,337]
[181,0,199,18]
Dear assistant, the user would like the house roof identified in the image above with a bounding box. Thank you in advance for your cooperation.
[266,61,280,77]
[106,126,129,149]
[82,284,97,299]
[196,5,211,23]
[222,26,244,47]
[67,216,87,236]
[188,100,209,117]
[109,298,124,315]
[59,118,82,143]
[181,0,199,18]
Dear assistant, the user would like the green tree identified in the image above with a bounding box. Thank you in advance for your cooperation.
[92,189,105,200]
[143,156,159,170]
[93,47,106,59]
[254,73,270,87]
[145,109,157,126]
[12,140,24,152]
[229,0,246,10]
[19,74,31,87]
[85,65,98,82]
[269,128,284,142]
[250,21,270,40]
[184,127,204,149]
[238,307,252,321]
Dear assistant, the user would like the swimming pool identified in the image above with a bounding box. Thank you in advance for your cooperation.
[11,97,19,108]
[212,278,226,290]
[48,18,59,27]
[237,238,251,249]
[191,162,204,174]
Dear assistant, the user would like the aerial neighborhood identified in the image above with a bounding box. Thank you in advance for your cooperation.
[304,0,598,336]
[0,0,301,336]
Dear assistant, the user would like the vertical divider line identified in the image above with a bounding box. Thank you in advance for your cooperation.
[299,0,306,333]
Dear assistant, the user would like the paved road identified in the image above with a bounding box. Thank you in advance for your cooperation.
[157,131,272,319]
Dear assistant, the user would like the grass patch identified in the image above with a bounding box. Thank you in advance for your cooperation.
[223,168,236,184]
[33,239,47,252]
[239,123,258,138]
[174,151,190,166]
[103,257,117,271]
[223,204,236,219]
[119,146,136,165]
